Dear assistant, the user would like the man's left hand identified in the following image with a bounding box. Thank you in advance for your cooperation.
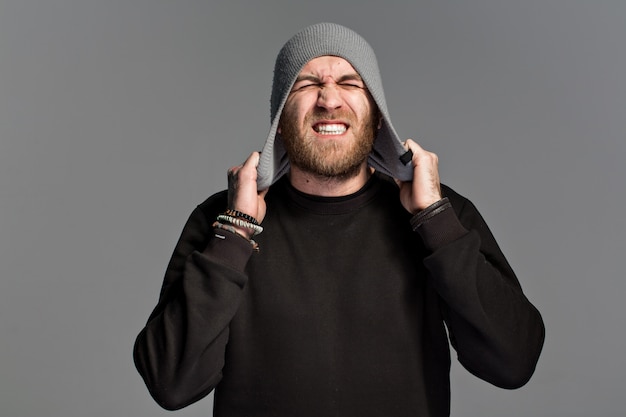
[397,139,443,214]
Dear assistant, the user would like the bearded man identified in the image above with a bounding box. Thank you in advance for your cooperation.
[134,23,544,417]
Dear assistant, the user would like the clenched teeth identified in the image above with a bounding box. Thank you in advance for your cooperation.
[314,123,347,135]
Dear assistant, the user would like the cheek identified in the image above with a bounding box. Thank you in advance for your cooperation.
[354,103,375,122]
[282,100,306,125]
[345,94,374,118]
[278,100,297,127]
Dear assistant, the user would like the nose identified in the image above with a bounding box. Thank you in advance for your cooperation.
[316,84,342,111]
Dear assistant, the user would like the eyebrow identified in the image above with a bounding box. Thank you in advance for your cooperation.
[293,73,364,84]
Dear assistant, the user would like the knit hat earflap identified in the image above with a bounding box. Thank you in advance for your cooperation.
[257,22,413,190]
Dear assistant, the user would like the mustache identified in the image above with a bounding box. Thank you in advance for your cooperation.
[306,110,354,123]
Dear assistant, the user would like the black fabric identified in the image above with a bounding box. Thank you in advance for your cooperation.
[134,172,544,416]
[399,149,414,165]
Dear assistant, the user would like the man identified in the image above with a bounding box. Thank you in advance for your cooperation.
[134,23,544,417]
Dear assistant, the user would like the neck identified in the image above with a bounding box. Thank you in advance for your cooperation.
[288,163,373,197]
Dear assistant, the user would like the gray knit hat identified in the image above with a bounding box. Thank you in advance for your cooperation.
[257,22,413,189]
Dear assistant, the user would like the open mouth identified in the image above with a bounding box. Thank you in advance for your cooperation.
[313,123,348,135]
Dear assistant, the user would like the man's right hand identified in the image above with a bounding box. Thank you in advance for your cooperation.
[227,152,268,238]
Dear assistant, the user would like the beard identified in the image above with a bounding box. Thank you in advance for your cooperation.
[278,108,378,180]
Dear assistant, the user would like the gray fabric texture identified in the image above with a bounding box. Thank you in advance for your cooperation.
[257,22,414,189]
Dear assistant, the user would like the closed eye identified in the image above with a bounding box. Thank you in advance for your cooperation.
[290,74,366,93]
[292,82,321,92]
[339,82,365,89]
[291,75,322,93]
[337,74,365,89]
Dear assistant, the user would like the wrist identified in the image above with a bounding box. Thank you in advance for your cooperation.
[217,214,263,236]
[410,198,468,251]
[230,224,255,240]
[410,198,451,230]
[212,221,260,252]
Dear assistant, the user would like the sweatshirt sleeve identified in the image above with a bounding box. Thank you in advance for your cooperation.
[414,190,545,389]
[133,192,254,410]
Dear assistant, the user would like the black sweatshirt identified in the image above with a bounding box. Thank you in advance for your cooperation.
[134,173,544,417]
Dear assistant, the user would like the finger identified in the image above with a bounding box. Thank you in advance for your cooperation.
[229,152,259,185]
[243,151,260,169]
[404,139,439,165]
[403,138,425,154]
[228,164,242,177]
[230,151,259,173]
[237,152,260,180]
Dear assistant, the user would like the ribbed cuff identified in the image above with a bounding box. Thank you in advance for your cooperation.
[203,227,255,274]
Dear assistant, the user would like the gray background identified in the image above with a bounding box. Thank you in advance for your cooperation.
[1,0,624,416]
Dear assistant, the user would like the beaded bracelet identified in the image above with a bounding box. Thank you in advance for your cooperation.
[216,214,264,236]
[224,209,259,226]
[212,221,260,251]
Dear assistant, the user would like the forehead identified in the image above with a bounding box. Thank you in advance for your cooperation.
[299,56,360,78]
